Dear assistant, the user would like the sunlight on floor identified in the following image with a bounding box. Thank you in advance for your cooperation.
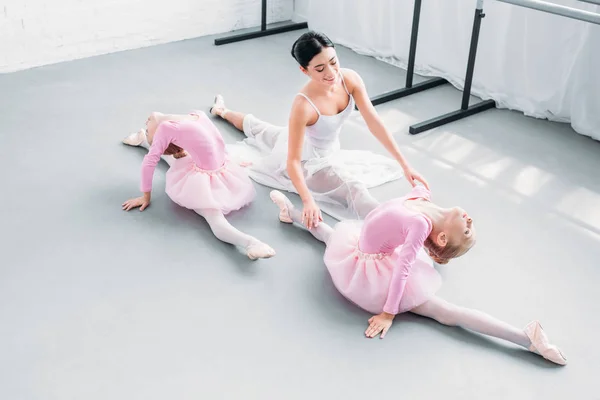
[555,187,600,233]
[512,165,554,197]
[409,129,600,239]
[370,107,419,129]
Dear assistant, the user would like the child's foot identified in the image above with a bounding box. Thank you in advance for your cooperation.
[524,321,567,366]
[122,129,146,147]
[210,95,227,118]
[245,240,276,260]
[269,190,293,224]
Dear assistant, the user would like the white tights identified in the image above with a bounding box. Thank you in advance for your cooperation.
[411,297,531,348]
[277,195,531,348]
[138,138,265,252]
[284,203,334,245]
[195,209,258,249]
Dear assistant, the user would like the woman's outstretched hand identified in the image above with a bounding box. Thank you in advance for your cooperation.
[122,194,151,211]
[403,167,430,190]
[301,198,323,229]
[365,312,395,339]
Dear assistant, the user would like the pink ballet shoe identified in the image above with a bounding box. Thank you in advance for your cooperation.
[245,241,276,261]
[122,129,146,146]
[269,190,293,224]
[524,320,567,366]
[210,95,227,118]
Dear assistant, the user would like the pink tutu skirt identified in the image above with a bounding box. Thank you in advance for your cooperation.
[165,155,256,214]
[323,220,442,314]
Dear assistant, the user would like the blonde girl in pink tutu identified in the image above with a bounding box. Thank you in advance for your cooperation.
[269,186,567,365]
[121,110,275,261]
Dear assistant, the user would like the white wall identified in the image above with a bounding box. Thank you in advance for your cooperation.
[0,0,293,73]
[292,0,309,22]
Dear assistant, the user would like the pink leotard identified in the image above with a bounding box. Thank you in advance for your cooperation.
[140,111,225,193]
[357,187,432,314]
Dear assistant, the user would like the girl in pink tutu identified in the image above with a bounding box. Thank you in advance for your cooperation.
[269,186,567,365]
[121,110,275,260]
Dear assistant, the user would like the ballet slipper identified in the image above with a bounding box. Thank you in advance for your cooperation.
[524,320,567,366]
[122,129,146,146]
[210,95,227,118]
[269,190,293,224]
[245,241,276,261]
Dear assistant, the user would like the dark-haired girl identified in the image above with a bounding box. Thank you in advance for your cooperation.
[210,31,429,225]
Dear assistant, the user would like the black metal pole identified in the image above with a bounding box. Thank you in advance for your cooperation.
[214,0,308,46]
[356,0,447,109]
[406,0,422,88]
[261,0,267,32]
[461,6,485,110]
[408,0,495,134]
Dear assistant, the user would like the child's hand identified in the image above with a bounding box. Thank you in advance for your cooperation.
[122,196,150,211]
[365,312,395,339]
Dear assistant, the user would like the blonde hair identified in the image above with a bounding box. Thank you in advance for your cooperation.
[424,235,476,265]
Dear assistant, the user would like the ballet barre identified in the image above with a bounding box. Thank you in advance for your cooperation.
[214,0,308,46]
[359,0,448,110]
[499,0,600,24]
[408,0,600,134]
[578,0,600,5]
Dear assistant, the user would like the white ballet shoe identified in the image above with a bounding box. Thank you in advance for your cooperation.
[245,241,276,261]
[269,190,293,224]
[524,320,567,366]
[122,129,146,146]
[210,95,227,118]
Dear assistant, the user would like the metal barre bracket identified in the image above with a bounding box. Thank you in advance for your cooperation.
[407,0,600,134]
[357,0,449,111]
[408,6,494,134]
[214,0,308,46]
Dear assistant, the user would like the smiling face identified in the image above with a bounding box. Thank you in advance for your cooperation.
[301,46,340,86]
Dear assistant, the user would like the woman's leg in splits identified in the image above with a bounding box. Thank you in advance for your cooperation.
[209,95,245,132]
[209,95,285,149]
[410,296,567,365]
[269,190,334,244]
[307,168,380,219]
[196,209,275,260]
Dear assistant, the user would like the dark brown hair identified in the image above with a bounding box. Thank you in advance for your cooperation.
[291,31,335,68]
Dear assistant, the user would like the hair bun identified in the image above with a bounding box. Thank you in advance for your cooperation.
[426,247,449,265]
[431,255,449,265]
[290,31,335,68]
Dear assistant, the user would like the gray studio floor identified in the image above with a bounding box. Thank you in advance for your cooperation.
[1,29,599,400]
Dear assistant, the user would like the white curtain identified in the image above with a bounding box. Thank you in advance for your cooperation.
[296,0,600,141]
